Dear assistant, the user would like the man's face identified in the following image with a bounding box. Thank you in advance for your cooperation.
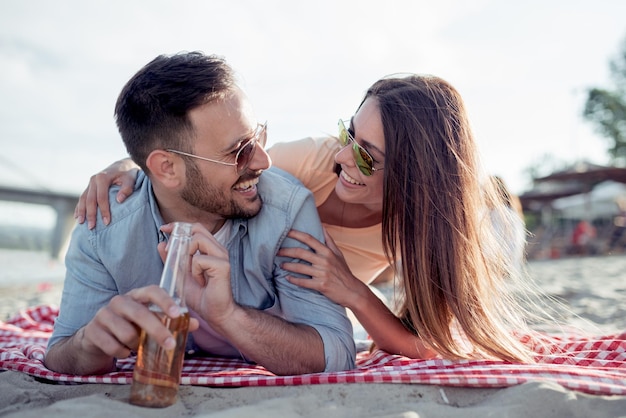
[181,88,271,219]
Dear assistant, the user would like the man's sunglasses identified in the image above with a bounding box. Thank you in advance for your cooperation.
[167,122,267,175]
[338,119,383,176]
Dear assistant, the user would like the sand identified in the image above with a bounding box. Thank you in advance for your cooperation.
[1,252,626,417]
[1,370,625,418]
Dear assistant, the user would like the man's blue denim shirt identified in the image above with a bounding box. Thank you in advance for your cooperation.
[48,167,356,372]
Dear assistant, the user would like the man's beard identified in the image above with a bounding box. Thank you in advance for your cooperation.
[181,161,262,219]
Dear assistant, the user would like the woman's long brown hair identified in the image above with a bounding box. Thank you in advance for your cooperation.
[364,75,540,362]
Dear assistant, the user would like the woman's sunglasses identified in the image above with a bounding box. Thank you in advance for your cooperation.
[167,122,267,175]
[338,119,382,176]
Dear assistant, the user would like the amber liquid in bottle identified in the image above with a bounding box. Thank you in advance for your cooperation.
[129,222,192,408]
[129,306,190,407]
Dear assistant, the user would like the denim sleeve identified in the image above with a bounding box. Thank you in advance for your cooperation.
[274,191,356,372]
[47,223,122,350]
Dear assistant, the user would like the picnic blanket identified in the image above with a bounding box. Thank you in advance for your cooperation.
[1,305,625,396]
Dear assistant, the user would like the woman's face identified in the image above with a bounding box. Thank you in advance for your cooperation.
[334,97,385,209]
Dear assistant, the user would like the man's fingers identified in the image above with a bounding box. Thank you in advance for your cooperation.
[160,222,224,258]
[108,289,182,351]
[123,286,182,319]
[83,324,133,359]
[188,317,200,333]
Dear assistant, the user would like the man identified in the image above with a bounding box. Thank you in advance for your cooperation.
[44,52,355,376]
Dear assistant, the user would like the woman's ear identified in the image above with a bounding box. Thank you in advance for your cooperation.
[146,150,184,188]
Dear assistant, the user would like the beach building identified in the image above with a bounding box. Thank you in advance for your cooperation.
[520,162,626,259]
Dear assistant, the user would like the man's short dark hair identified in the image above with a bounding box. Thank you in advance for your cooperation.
[115,51,236,172]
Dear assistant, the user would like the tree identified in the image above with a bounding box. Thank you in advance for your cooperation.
[583,37,626,165]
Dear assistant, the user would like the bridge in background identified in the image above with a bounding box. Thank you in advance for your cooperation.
[0,185,79,259]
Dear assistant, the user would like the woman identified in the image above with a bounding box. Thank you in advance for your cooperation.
[76,74,542,363]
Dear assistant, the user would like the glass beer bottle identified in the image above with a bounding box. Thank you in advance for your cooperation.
[129,222,192,408]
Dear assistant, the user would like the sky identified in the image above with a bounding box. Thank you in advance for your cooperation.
[1,0,626,226]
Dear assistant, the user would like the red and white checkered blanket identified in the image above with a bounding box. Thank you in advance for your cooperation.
[1,305,625,395]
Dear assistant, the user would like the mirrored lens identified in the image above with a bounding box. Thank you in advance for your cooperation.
[338,119,375,176]
[338,120,350,147]
[353,142,374,175]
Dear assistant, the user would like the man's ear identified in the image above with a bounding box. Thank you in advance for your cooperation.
[146,150,184,188]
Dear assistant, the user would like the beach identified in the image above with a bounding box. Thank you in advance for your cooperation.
[1,249,625,417]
